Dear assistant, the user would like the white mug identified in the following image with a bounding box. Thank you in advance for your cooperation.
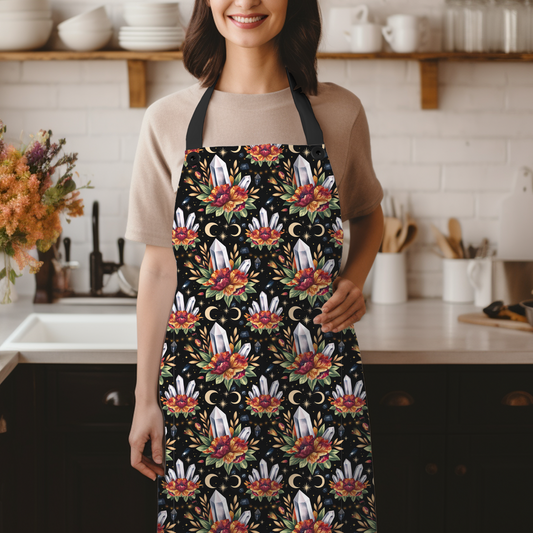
[442,258,475,303]
[371,251,408,304]
[326,5,370,52]
[466,257,493,308]
[382,14,429,53]
[345,23,383,53]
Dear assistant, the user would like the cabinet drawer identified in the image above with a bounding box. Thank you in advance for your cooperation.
[364,365,447,433]
[448,366,533,432]
[48,365,136,429]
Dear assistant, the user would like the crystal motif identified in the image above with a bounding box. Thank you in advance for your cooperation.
[294,239,314,271]
[294,407,314,438]
[210,155,230,187]
[210,239,230,270]
[294,490,314,522]
[175,207,185,228]
[210,490,230,522]
[294,155,314,187]
[294,323,313,355]
[322,511,335,525]
[238,511,251,525]
[210,323,230,355]
[209,406,230,438]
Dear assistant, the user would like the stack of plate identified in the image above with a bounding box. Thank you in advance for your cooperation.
[119,2,184,51]
[0,0,53,51]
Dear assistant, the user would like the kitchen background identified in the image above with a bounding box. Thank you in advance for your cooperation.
[1,0,532,299]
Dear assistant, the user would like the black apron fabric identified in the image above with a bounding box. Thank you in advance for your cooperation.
[156,67,378,533]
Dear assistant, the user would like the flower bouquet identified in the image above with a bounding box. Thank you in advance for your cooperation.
[0,119,92,303]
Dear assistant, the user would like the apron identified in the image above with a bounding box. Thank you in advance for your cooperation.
[156,67,378,533]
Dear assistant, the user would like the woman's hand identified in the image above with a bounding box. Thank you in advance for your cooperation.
[129,400,165,481]
[313,277,366,333]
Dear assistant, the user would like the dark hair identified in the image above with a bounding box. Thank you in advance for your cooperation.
[182,0,322,95]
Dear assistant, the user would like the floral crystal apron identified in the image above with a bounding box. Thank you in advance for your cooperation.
[156,67,378,533]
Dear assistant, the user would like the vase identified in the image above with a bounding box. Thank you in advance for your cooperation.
[0,251,19,304]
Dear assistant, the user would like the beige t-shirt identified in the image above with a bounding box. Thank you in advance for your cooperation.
[124,79,383,248]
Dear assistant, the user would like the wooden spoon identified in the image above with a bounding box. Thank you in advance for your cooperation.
[398,213,418,252]
[383,216,403,253]
[448,218,464,258]
[396,204,409,252]
[431,223,458,259]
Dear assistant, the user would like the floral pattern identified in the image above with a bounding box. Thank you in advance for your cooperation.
[157,143,377,533]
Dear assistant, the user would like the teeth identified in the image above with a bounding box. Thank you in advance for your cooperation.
[231,15,265,23]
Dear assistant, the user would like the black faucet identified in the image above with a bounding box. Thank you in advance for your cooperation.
[89,200,125,296]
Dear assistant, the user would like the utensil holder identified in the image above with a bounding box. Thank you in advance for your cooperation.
[371,251,408,304]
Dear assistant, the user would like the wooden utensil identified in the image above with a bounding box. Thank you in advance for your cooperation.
[458,312,533,332]
[448,218,464,258]
[431,223,458,259]
[398,213,418,252]
[383,216,403,253]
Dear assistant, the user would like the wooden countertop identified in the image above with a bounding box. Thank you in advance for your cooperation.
[0,295,532,385]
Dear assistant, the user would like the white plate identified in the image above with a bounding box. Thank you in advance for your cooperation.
[119,40,181,51]
[120,35,181,41]
[119,28,183,35]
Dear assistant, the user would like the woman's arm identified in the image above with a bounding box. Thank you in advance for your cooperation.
[129,244,177,480]
[313,203,384,332]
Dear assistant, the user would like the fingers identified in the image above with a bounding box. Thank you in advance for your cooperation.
[327,303,366,332]
[130,433,165,481]
[151,433,164,466]
[315,280,363,332]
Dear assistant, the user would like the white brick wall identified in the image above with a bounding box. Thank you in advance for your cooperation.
[1,0,532,299]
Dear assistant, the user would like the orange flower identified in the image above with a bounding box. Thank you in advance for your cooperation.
[288,435,331,464]
[204,435,248,464]
[245,477,283,498]
[288,184,331,213]
[209,519,248,533]
[172,226,198,247]
[329,227,343,247]
[246,394,282,415]
[288,351,332,381]
[168,310,199,330]
[330,394,366,415]
[288,268,331,296]
[245,144,282,163]
[203,183,248,212]
[246,226,281,247]
[204,350,248,380]
[329,477,368,499]
[246,310,282,331]
[293,520,332,533]
[204,267,248,296]
[163,393,198,415]
[163,475,200,499]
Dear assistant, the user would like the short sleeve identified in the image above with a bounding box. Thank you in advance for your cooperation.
[124,106,174,248]
[336,103,383,221]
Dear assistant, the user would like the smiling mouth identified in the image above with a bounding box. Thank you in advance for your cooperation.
[229,15,268,23]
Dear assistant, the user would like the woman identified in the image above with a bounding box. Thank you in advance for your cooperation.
[126,1,384,532]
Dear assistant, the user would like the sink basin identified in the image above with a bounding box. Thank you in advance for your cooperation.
[0,313,137,352]
[55,297,137,306]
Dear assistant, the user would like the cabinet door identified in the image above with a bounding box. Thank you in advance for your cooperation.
[371,433,446,533]
[446,434,533,533]
[43,364,157,533]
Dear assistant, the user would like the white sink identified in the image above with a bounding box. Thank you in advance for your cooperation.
[0,313,137,352]
[55,297,137,306]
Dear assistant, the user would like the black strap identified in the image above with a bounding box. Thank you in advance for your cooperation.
[185,66,324,150]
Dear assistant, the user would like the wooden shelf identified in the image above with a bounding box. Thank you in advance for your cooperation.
[1,50,533,109]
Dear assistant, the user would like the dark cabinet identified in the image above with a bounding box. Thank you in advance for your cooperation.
[0,364,156,533]
[364,364,533,533]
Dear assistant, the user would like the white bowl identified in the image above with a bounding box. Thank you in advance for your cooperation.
[0,0,50,12]
[0,10,51,20]
[0,19,52,50]
[123,10,179,27]
[59,27,112,51]
[57,6,111,30]
[118,39,181,51]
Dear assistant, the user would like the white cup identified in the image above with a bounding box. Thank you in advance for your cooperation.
[442,258,475,303]
[345,23,383,53]
[466,257,493,308]
[371,251,408,304]
[382,14,429,53]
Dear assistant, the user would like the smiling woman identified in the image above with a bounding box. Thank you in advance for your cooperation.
[125,1,383,532]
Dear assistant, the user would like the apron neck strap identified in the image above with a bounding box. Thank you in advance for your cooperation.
[185,66,324,150]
